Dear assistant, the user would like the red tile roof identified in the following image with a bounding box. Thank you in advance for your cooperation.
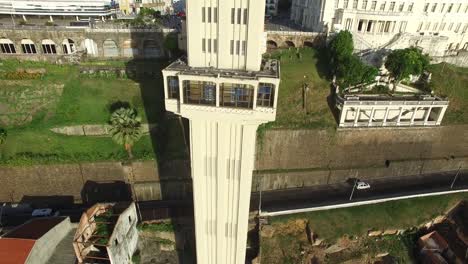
[0,238,35,264]
[3,217,65,240]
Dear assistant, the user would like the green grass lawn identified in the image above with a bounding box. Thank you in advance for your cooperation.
[0,59,187,165]
[270,192,468,241]
[265,48,337,129]
[262,193,468,264]
[428,63,468,124]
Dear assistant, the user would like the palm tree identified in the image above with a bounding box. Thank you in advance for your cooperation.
[109,108,142,159]
[0,128,6,145]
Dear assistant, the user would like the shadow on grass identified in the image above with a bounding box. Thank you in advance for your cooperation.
[125,56,195,263]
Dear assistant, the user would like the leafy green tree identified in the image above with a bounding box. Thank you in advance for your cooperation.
[109,108,142,159]
[329,30,354,70]
[164,34,179,58]
[385,47,429,82]
[336,56,378,87]
[0,128,6,145]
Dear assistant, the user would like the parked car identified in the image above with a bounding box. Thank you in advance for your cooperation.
[31,208,59,217]
[356,181,371,190]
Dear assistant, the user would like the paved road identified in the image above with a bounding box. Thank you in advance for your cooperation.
[2,171,466,227]
[251,170,468,214]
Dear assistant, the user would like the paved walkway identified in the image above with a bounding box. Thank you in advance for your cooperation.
[48,228,77,264]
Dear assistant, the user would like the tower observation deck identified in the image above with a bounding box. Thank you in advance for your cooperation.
[162,1,280,263]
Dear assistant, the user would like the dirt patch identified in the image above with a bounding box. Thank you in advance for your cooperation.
[0,80,64,126]
[261,218,413,264]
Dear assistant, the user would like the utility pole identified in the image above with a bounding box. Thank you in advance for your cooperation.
[303,75,309,113]
[349,178,358,201]
[258,180,262,215]
[450,165,462,189]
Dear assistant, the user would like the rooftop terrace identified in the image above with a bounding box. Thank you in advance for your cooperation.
[164,56,280,80]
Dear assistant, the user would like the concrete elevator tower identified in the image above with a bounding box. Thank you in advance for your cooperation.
[162,1,280,263]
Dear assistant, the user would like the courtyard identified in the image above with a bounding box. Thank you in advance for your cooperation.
[0,48,467,165]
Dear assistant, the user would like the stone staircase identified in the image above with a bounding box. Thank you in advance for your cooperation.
[47,228,77,264]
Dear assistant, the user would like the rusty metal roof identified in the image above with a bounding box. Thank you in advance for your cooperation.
[0,238,35,264]
[3,217,66,240]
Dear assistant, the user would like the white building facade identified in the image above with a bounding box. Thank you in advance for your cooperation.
[291,0,468,56]
[162,1,280,264]
[0,0,116,18]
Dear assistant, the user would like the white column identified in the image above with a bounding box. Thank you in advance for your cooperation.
[382,107,390,125]
[354,107,360,126]
[423,107,432,125]
[252,84,258,109]
[49,15,54,22]
[162,73,169,99]
[216,82,220,107]
[339,106,347,126]
[396,107,404,125]
[178,78,184,102]
[410,107,418,124]
[368,108,376,126]
[190,119,261,264]
[436,106,447,125]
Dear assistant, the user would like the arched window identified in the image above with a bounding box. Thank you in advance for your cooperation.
[21,39,37,54]
[103,39,119,57]
[122,39,139,57]
[0,38,16,54]
[41,39,57,54]
[62,39,75,54]
[81,39,98,57]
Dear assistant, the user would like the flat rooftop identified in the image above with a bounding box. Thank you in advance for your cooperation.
[164,56,280,80]
[3,217,66,240]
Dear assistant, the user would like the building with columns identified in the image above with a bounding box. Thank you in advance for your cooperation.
[290,0,468,56]
[162,1,280,264]
[335,82,449,128]
[0,0,117,19]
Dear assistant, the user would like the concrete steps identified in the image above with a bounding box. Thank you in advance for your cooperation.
[48,228,77,264]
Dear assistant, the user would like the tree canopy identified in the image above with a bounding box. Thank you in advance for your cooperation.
[385,47,429,81]
[329,30,354,68]
[109,108,142,159]
[328,31,378,87]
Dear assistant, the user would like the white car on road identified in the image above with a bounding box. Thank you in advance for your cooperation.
[356,181,371,190]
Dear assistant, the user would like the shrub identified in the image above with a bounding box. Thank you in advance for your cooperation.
[328,31,378,87]
[385,47,430,81]
[329,30,354,70]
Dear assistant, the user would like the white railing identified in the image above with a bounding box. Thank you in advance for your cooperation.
[266,31,321,37]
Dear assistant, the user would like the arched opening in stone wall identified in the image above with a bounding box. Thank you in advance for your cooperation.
[81,39,98,57]
[62,39,76,54]
[41,39,57,54]
[143,39,163,58]
[285,41,295,48]
[267,40,278,49]
[0,38,17,54]
[21,39,37,54]
[103,39,119,57]
[123,39,139,57]
[303,41,314,47]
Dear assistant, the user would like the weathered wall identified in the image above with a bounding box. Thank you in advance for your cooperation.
[266,31,326,48]
[253,125,468,190]
[0,28,171,61]
[431,51,468,68]
[1,125,467,202]
[26,217,72,264]
[0,161,159,203]
[107,203,138,264]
